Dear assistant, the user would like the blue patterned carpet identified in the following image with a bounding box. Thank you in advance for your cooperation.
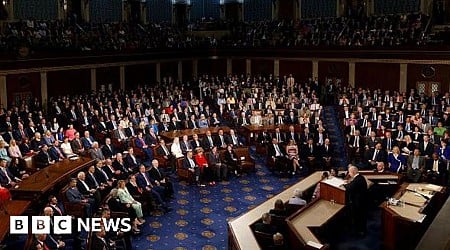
[132,156,300,250]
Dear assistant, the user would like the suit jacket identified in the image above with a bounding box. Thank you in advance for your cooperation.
[156,144,171,156]
[208,151,222,166]
[91,235,110,250]
[35,150,53,167]
[77,180,93,195]
[180,141,193,154]
[272,132,286,144]
[85,172,101,189]
[268,143,286,158]
[319,144,333,158]
[201,136,217,149]
[301,144,318,158]
[191,139,203,150]
[125,154,139,170]
[136,172,154,188]
[407,155,425,169]
[343,174,368,209]
[71,139,84,154]
[381,138,398,150]
[81,136,95,149]
[101,144,116,159]
[148,167,165,181]
[418,142,434,157]
[182,157,198,169]
[0,167,16,186]
[90,148,105,161]
[66,187,84,203]
[366,148,387,163]
[425,159,446,173]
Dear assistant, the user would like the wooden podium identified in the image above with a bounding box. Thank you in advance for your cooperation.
[319,179,346,205]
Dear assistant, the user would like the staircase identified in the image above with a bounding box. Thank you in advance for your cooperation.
[322,106,348,169]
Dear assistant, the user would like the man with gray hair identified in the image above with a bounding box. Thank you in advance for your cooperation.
[288,188,307,205]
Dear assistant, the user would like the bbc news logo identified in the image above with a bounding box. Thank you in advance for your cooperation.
[10,216,132,234]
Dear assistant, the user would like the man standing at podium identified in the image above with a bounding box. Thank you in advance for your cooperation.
[344,166,368,237]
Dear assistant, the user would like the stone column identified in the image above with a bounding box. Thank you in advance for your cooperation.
[90,68,97,92]
[40,72,48,112]
[246,59,251,75]
[0,75,7,109]
[274,59,280,77]
[312,60,319,79]
[227,58,232,75]
[348,62,355,88]
[119,66,125,90]
[156,63,161,83]
[399,64,408,93]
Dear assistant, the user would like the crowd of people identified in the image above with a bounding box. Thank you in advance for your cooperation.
[0,72,331,248]
[0,12,431,55]
[339,86,450,185]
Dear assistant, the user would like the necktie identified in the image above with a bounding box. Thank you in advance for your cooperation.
[310,145,313,154]
[372,150,378,160]
[53,205,62,215]
[91,173,99,186]
[387,139,391,150]
[143,173,150,186]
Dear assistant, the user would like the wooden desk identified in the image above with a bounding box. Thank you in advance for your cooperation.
[10,157,95,200]
[380,183,447,250]
[0,200,31,241]
[287,199,344,246]
[159,126,230,141]
[228,171,323,250]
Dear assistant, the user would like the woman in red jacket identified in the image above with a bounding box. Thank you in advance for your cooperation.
[194,148,215,186]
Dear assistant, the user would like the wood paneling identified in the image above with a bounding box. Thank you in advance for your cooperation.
[198,58,227,76]
[97,67,120,91]
[160,61,178,80]
[355,63,400,91]
[251,59,274,76]
[125,64,156,89]
[6,73,41,107]
[232,59,246,76]
[47,69,90,97]
[182,61,193,81]
[279,60,312,82]
[407,64,450,92]
[318,61,349,85]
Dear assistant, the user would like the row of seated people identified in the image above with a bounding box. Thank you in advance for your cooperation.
[260,126,333,175]
[28,198,134,249]
[252,189,308,249]
[338,87,450,185]
[62,159,174,218]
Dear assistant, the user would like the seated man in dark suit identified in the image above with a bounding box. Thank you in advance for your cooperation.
[48,195,65,216]
[125,147,140,171]
[156,139,176,172]
[135,164,170,211]
[365,143,387,169]
[35,144,56,168]
[418,135,434,158]
[406,149,425,183]
[101,138,116,159]
[425,153,447,185]
[148,159,174,198]
[76,171,101,207]
[267,138,290,173]
[0,158,19,188]
[65,178,94,216]
[253,213,277,235]
[134,132,153,161]
[182,151,201,184]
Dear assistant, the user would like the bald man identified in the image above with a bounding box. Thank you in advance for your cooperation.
[343,166,368,237]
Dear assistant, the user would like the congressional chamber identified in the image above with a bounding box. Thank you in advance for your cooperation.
[0,0,449,249]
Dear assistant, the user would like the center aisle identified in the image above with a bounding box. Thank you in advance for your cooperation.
[133,157,300,249]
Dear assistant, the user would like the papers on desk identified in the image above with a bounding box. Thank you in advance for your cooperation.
[424,184,443,192]
[307,241,324,249]
[417,214,426,223]
[322,177,346,189]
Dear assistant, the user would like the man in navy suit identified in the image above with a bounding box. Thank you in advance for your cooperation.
[135,165,170,211]
[134,132,153,160]
[0,158,19,188]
